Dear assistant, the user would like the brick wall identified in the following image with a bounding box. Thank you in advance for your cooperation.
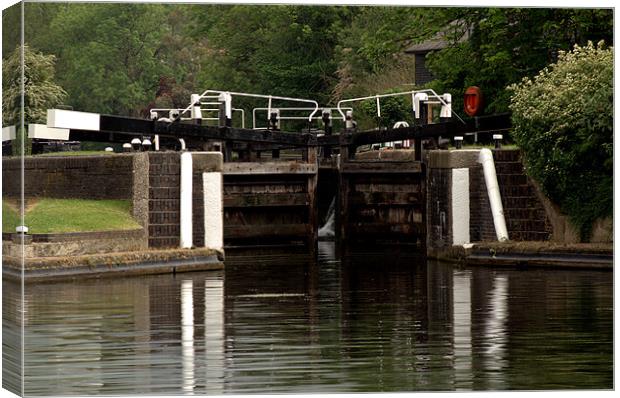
[427,148,551,251]
[469,165,496,242]
[415,54,434,85]
[147,152,209,248]
[493,149,552,241]
[148,153,181,248]
[2,155,134,199]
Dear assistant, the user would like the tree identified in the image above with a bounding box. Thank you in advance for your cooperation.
[2,45,67,155]
[508,42,612,240]
[42,3,171,116]
[191,5,345,105]
[332,7,447,100]
[426,8,613,114]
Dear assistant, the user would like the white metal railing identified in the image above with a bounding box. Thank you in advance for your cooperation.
[150,107,245,128]
[336,89,465,125]
[251,107,353,129]
[177,90,319,125]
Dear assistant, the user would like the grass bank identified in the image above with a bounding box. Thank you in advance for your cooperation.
[2,198,140,234]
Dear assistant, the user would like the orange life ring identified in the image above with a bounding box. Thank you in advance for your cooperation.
[464,86,484,117]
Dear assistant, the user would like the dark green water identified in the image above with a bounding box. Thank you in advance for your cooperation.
[3,242,613,395]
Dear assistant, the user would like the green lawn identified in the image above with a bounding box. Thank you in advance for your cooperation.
[2,198,140,234]
[2,201,21,233]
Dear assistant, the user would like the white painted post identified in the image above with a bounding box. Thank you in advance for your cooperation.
[440,93,452,118]
[203,171,223,252]
[154,135,160,151]
[414,92,429,120]
[2,125,16,141]
[191,93,203,121]
[451,168,470,245]
[218,92,233,120]
[27,124,69,140]
[180,152,193,248]
[479,148,509,241]
[46,109,100,130]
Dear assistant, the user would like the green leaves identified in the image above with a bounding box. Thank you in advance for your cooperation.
[509,42,613,241]
[426,8,613,114]
[2,46,67,124]
[8,4,613,133]
[2,45,67,155]
[193,5,342,104]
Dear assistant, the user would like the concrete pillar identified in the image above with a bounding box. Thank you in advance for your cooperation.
[180,152,194,248]
[451,168,470,245]
[193,152,224,254]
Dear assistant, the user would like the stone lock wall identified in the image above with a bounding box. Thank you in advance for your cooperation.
[146,152,223,249]
[2,152,223,251]
[426,148,552,252]
[2,155,134,199]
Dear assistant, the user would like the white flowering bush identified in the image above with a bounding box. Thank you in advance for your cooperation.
[508,41,612,240]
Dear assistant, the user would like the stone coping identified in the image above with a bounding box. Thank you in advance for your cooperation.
[3,247,224,282]
[428,241,612,270]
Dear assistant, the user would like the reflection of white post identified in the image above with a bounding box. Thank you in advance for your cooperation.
[484,274,508,389]
[205,276,224,394]
[180,152,193,248]
[181,279,195,394]
[452,270,472,390]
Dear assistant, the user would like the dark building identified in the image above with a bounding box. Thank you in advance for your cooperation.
[405,21,470,86]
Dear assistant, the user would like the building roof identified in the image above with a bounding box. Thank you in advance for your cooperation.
[405,20,471,54]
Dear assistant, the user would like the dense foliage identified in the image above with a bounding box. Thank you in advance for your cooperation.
[508,42,613,240]
[2,4,611,119]
[426,8,613,114]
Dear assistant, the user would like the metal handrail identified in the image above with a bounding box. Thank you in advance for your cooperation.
[251,107,353,129]
[336,89,465,124]
[177,90,319,124]
[150,107,245,128]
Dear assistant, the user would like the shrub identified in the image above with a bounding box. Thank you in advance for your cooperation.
[508,41,612,241]
[359,92,410,129]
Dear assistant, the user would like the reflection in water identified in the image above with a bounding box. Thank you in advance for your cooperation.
[452,270,472,390]
[484,274,508,390]
[2,243,613,395]
[181,279,195,394]
[205,276,224,394]
[2,279,23,395]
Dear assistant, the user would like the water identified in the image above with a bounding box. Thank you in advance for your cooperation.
[318,197,336,238]
[3,242,613,395]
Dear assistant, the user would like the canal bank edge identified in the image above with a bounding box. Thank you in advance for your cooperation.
[428,241,612,270]
[2,151,226,281]
[3,246,224,282]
